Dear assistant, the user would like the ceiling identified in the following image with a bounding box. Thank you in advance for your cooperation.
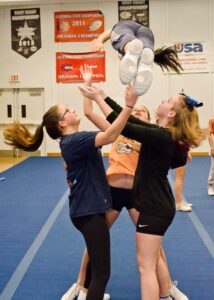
[0,0,120,7]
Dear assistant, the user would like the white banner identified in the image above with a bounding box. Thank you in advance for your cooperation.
[175,42,210,73]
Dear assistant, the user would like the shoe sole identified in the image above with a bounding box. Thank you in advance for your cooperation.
[176,207,192,212]
[133,69,152,96]
[119,39,143,84]
[61,286,81,300]
[119,58,138,84]
[133,47,154,95]
[140,47,154,65]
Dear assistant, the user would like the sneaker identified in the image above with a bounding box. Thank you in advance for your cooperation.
[208,185,214,196]
[119,39,143,84]
[169,281,189,300]
[61,283,82,300]
[183,201,192,207]
[133,47,154,96]
[176,203,192,212]
[77,290,110,300]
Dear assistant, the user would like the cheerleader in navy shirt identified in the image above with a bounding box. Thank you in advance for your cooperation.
[4,85,138,300]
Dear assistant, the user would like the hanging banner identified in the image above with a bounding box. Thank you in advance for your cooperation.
[118,1,149,26]
[56,52,106,83]
[55,10,104,42]
[175,42,209,73]
[11,8,41,59]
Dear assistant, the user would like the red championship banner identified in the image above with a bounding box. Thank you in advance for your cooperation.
[56,52,106,83]
[54,10,104,42]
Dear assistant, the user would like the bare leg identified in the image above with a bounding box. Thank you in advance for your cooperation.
[175,166,192,212]
[129,208,172,292]
[106,209,121,228]
[128,207,139,224]
[159,247,172,290]
[77,248,88,286]
[136,232,163,300]
[156,253,171,297]
[175,166,186,206]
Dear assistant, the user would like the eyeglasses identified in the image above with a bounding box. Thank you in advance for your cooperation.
[60,108,70,120]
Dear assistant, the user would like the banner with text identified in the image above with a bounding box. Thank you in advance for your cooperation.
[175,42,209,73]
[55,10,104,42]
[11,8,41,58]
[118,1,149,26]
[56,52,106,83]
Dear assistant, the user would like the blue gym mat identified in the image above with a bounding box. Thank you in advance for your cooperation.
[0,156,213,300]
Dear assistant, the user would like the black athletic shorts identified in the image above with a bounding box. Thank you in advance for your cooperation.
[136,213,174,236]
[110,186,134,212]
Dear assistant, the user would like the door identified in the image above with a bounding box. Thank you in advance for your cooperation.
[0,88,45,156]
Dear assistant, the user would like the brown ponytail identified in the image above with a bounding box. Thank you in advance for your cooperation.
[4,105,62,152]
[168,95,208,147]
[154,46,183,74]
[4,123,43,152]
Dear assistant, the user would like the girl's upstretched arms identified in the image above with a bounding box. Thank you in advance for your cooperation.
[79,85,113,119]
[80,84,139,147]
[84,96,110,131]
[80,65,109,131]
[94,85,138,148]
[80,83,155,128]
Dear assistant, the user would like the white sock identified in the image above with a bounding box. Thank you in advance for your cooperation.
[77,290,86,300]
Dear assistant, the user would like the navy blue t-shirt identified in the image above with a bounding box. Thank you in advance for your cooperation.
[60,131,112,218]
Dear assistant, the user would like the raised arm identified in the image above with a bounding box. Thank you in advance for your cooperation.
[79,85,113,119]
[80,65,109,131]
[90,29,112,52]
[80,85,138,147]
[79,84,155,128]
[95,85,138,147]
[104,97,156,126]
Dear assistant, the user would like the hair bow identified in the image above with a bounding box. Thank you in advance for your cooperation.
[179,91,203,108]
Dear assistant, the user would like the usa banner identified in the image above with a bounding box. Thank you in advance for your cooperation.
[11,8,41,59]
[55,10,104,42]
[175,42,210,73]
[56,52,106,83]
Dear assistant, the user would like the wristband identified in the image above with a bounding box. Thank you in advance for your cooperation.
[126,104,134,109]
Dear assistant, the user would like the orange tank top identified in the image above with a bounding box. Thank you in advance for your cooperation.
[106,135,141,178]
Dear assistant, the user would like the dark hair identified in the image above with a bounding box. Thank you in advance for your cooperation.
[4,105,62,152]
[154,46,183,74]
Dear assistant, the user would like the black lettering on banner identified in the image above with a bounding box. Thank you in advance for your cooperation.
[11,8,41,58]
[118,0,149,26]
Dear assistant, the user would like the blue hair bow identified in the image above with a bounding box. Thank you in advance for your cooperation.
[179,91,203,108]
